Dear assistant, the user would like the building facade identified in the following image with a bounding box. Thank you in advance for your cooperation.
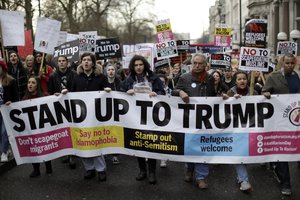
[209,0,300,55]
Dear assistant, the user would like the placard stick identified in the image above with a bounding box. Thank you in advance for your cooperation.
[0,25,6,62]
[180,53,182,64]
[250,71,255,96]
[5,50,8,62]
[39,52,45,73]
[260,71,265,85]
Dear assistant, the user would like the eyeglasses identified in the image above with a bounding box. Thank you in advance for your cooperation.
[193,62,205,66]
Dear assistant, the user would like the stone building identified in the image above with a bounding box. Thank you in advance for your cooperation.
[209,0,300,55]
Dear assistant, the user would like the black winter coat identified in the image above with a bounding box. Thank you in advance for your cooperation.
[3,78,19,103]
[71,64,108,92]
[48,68,76,94]
[121,72,165,95]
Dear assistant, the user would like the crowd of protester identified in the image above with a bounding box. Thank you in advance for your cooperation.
[0,50,297,196]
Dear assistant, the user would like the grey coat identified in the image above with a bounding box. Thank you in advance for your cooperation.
[262,70,300,94]
[172,72,215,97]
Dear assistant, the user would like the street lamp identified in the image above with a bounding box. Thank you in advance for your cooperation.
[290,30,300,57]
[277,32,287,41]
[290,30,300,41]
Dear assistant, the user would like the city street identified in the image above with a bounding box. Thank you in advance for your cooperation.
[0,155,299,200]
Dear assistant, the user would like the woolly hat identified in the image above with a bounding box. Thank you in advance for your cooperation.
[0,60,8,72]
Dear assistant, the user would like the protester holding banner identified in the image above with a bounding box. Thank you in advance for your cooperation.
[223,71,255,192]
[0,60,18,162]
[7,51,28,100]
[22,76,53,177]
[103,62,122,165]
[172,53,215,189]
[262,53,300,196]
[71,52,110,181]
[33,52,54,96]
[48,55,76,169]
[48,56,75,96]
[121,55,165,184]
[157,73,172,168]
[24,55,35,77]
[222,67,235,89]
[170,63,181,88]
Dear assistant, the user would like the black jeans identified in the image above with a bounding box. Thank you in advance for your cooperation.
[272,162,291,189]
[137,157,156,173]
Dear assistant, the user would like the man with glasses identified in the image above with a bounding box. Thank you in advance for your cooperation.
[172,53,215,189]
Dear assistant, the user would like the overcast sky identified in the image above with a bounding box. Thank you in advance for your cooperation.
[154,0,216,39]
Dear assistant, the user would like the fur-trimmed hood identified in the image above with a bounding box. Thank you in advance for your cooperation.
[76,63,103,76]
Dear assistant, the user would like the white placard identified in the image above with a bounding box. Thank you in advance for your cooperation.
[0,10,25,46]
[34,17,61,54]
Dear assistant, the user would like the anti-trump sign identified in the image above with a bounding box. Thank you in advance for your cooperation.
[3,91,300,165]
[95,38,122,60]
[53,40,80,63]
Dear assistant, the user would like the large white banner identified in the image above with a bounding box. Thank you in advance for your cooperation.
[34,17,61,54]
[0,10,25,46]
[2,92,300,165]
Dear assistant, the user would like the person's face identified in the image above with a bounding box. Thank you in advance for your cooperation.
[213,72,220,84]
[283,56,295,74]
[192,56,206,73]
[35,54,42,64]
[58,57,68,71]
[173,65,180,75]
[235,73,248,90]
[9,53,18,65]
[26,57,34,68]
[27,77,38,93]
[134,60,145,75]
[224,70,232,78]
[106,66,115,78]
[81,56,94,72]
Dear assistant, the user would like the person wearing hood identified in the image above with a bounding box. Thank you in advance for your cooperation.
[71,52,111,182]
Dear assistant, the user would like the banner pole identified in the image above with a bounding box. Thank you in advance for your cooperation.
[250,71,255,96]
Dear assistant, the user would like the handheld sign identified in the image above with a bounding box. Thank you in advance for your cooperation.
[210,53,231,69]
[239,47,269,72]
[155,19,178,60]
[214,24,232,47]
[79,31,97,53]
[244,19,267,48]
[277,41,297,56]
[17,30,33,58]
[34,17,61,54]
[0,10,25,46]
[176,40,190,53]
[53,39,80,63]
[95,38,122,60]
